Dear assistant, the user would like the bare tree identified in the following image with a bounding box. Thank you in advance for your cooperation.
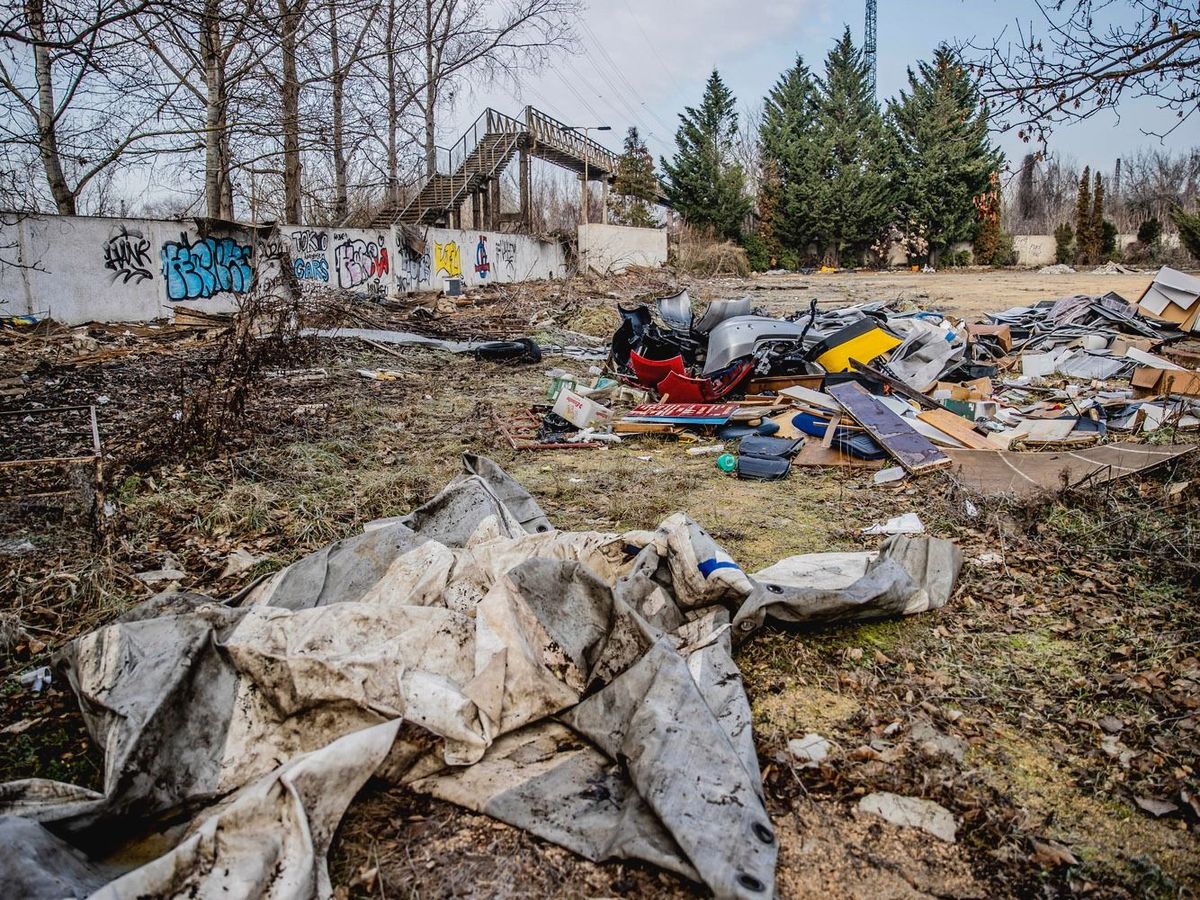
[134,0,271,219]
[398,0,578,178]
[0,0,185,213]
[323,0,381,221]
[1122,146,1200,225]
[963,1,1200,147]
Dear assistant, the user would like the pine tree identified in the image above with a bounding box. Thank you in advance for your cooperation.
[1017,153,1038,223]
[889,45,1002,261]
[1090,171,1105,260]
[756,156,784,265]
[758,55,819,255]
[1075,166,1092,264]
[661,70,751,240]
[1171,206,1200,262]
[804,29,892,265]
[608,127,658,228]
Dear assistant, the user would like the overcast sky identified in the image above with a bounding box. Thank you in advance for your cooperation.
[453,0,1200,175]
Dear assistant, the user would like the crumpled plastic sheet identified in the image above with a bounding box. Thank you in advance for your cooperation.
[884,318,967,392]
[0,454,961,900]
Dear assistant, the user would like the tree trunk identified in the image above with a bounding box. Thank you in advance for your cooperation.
[27,0,75,214]
[385,0,398,204]
[423,0,436,178]
[279,0,304,224]
[329,0,347,222]
[200,1,229,220]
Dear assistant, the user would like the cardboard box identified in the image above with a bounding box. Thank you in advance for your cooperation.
[966,323,1013,351]
[551,388,613,428]
[1131,367,1200,398]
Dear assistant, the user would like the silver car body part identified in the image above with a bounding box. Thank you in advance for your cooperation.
[693,297,753,335]
[702,316,815,376]
[657,289,693,333]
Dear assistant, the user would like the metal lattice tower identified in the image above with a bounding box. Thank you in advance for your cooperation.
[864,0,878,101]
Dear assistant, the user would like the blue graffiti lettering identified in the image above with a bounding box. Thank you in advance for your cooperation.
[293,257,329,281]
[160,233,254,301]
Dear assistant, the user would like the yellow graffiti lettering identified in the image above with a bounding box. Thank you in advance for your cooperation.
[434,242,461,277]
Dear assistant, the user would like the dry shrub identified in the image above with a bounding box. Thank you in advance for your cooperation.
[673,227,750,276]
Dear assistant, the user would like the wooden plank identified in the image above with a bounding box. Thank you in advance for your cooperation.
[917,407,994,450]
[826,381,951,475]
[779,385,838,411]
[791,441,884,470]
[944,443,1197,496]
[820,413,841,448]
[612,421,683,434]
[745,374,824,394]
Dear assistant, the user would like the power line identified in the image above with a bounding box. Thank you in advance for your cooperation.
[568,26,676,162]
[616,0,685,98]
[560,52,673,163]
[579,19,676,136]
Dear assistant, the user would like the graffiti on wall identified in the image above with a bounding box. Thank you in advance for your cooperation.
[398,248,431,292]
[289,229,329,282]
[103,226,153,284]
[160,232,254,301]
[434,241,461,278]
[495,238,517,279]
[333,232,389,299]
[474,235,491,278]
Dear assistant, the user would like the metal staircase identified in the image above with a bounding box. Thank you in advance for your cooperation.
[370,106,627,228]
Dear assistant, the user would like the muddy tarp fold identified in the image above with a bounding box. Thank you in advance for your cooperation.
[0,456,960,900]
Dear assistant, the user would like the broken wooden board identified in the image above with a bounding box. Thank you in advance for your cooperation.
[826,381,951,475]
[917,407,994,450]
[779,385,838,411]
[745,374,824,394]
[791,441,884,470]
[943,443,1197,496]
[612,421,684,435]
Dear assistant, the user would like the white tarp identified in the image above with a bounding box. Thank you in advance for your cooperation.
[0,455,961,899]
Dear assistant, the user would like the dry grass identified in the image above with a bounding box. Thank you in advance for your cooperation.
[673,228,751,277]
[2,316,1198,897]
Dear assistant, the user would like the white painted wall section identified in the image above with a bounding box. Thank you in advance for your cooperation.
[577,224,667,273]
[0,214,568,323]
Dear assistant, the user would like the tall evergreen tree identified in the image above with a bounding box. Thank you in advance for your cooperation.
[608,127,658,228]
[1075,166,1092,263]
[661,69,752,240]
[1172,205,1200,262]
[759,56,820,254]
[1089,171,1105,260]
[805,29,892,265]
[889,45,1002,260]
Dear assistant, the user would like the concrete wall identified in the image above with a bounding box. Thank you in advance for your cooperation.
[410,227,566,291]
[1011,235,1056,267]
[578,224,667,273]
[1010,233,1179,267]
[0,213,568,324]
[0,214,260,324]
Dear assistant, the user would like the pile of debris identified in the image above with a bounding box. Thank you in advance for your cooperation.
[503,270,1199,492]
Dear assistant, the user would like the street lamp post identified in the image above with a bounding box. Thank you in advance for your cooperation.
[567,124,611,225]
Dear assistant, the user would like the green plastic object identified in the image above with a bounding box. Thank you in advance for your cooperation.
[716,453,737,473]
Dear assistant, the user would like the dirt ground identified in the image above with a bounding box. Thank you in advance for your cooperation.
[698,268,1158,321]
[1,267,1197,898]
